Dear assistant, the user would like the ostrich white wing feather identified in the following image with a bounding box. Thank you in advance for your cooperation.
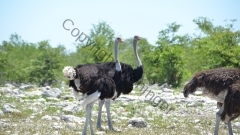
[79,90,101,106]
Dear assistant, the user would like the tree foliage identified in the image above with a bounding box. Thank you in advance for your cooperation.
[0,34,65,86]
[28,41,64,86]
[1,18,240,87]
[190,17,240,70]
[144,23,188,87]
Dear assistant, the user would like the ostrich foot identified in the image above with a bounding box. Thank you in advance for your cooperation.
[96,126,104,131]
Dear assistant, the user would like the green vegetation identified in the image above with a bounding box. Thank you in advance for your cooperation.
[1,17,240,87]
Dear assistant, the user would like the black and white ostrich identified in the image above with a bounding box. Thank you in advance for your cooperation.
[62,37,124,135]
[95,35,143,130]
[183,67,240,135]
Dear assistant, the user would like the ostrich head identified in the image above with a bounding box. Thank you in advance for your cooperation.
[62,66,76,80]
[134,35,141,41]
[116,37,124,43]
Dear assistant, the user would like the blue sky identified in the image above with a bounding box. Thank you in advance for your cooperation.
[1,0,240,52]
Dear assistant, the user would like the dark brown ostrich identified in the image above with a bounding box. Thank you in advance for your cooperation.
[183,67,240,135]
[62,37,124,135]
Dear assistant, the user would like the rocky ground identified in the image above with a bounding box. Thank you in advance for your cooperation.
[1,82,240,135]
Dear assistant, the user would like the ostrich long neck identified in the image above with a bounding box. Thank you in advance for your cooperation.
[133,40,142,67]
[114,40,121,71]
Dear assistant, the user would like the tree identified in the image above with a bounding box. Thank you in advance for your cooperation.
[29,41,64,86]
[0,34,39,83]
[144,23,188,87]
[191,17,240,69]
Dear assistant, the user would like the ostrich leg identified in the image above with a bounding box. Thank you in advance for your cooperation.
[89,105,95,135]
[82,102,94,135]
[105,99,114,130]
[227,121,233,135]
[96,99,105,130]
[214,104,224,135]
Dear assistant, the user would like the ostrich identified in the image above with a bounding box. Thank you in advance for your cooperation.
[62,37,124,135]
[65,36,143,131]
[183,67,240,135]
[95,35,143,130]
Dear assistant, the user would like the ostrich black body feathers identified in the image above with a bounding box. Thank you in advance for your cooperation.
[96,62,143,96]
[69,64,117,100]
[70,62,143,98]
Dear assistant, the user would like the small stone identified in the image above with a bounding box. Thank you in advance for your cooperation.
[0,110,3,116]
[46,97,60,101]
[95,131,105,135]
[193,119,200,123]
[41,115,53,121]
[128,117,148,128]
[61,115,85,124]
[234,122,240,128]
[162,88,174,93]
[194,91,202,96]
[0,122,9,128]
[172,118,179,123]
[42,87,61,98]
[19,84,35,90]
[65,123,76,129]
[187,102,197,107]
[3,104,21,114]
